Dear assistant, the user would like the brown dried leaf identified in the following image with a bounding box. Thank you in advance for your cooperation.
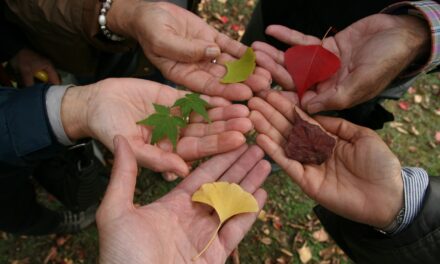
[297,243,312,263]
[284,108,336,165]
[319,247,336,260]
[408,146,417,153]
[281,248,294,257]
[312,228,329,242]
[410,126,420,136]
[396,127,408,134]
[260,237,272,245]
[389,122,404,128]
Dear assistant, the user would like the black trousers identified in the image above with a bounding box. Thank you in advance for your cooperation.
[242,0,410,129]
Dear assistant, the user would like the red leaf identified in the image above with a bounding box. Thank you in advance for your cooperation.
[435,131,440,143]
[220,15,229,24]
[284,45,340,99]
[231,24,240,32]
[398,101,410,111]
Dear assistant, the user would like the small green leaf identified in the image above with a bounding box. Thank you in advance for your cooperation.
[221,47,256,84]
[173,93,211,123]
[137,105,186,150]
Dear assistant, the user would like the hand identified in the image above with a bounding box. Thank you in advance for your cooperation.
[61,78,253,176]
[252,14,430,113]
[107,1,271,101]
[249,90,403,228]
[10,48,60,86]
[97,135,269,264]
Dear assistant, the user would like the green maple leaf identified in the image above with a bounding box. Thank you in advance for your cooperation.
[173,93,211,123]
[221,47,256,84]
[137,104,187,150]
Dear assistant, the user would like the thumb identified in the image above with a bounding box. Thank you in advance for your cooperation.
[101,135,138,211]
[155,32,220,62]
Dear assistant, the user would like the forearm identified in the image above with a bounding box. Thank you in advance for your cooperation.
[0,85,65,167]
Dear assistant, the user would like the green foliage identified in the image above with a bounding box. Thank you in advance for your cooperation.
[173,93,211,122]
[221,47,256,84]
[137,94,210,150]
[137,104,187,150]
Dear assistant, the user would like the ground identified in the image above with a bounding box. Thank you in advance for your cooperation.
[1,0,439,263]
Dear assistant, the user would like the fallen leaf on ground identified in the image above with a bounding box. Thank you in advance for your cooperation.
[407,87,416,94]
[297,243,312,263]
[396,127,408,134]
[410,126,420,136]
[408,146,417,153]
[281,248,294,257]
[258,210,267,222]
[43,247,57,264]
[312,228,329,242]
[398,101,410,111]
[260,237,272,245]
[191,182,259,260]
[414,94,423,104]
[435,131,440,143]
[221,47,256,83]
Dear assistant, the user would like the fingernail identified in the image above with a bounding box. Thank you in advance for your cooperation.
[113,135,120,151]
[205,47,221,58]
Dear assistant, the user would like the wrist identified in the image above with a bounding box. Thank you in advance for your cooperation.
[61,85,95,141]
[106,0,140,39]
[375,169,405,229]
[395,15,430,65]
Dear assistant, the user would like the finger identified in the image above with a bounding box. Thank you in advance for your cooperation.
[239,160,271,193]
[248,97,292,139]
[218,189,267,255]
[252,41,285,65]
[177,131,246,161]
[253,49,294,90]
[134,143,189,176]
[218,145,265,183]
[301,86,342,114]
[249,110,286,145]
[44,66,61,85]
[161,171,180,181]
[256,134,304,184]
[265,25,321,46]
[156,32,221,62]
[258,90,299,104]
[264,91,299,123]
[179,144,249,193]
[314,115,371,142]
[216,33,248,59]
[191,104,249,123]
[242,67,272,93]
[101,135,138,211]
[182,118,253,137]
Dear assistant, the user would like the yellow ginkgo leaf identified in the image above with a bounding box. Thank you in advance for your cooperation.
[191,182,259,260]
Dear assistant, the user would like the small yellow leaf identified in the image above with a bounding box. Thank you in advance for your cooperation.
[192,182,259,222]
[191,182,259,260]
[221,47,256,84]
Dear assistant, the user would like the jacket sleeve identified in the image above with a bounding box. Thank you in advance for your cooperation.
[3,0,133,53]
[314,176,440,264]
[0,85,65,168]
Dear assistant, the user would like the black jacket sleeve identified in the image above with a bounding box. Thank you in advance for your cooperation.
[0,84,65,171]
[0,1,26,62]
[314,176,440,264]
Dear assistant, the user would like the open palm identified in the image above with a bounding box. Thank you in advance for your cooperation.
[97,136,269,263]
[249,91,403,228]
[68,78,252,177]
[131,2,271,101]
[252,14,429,113]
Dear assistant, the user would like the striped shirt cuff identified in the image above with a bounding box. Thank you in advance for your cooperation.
[382,1,440,74]
[391,167,429,234]
[45,85,75,146]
